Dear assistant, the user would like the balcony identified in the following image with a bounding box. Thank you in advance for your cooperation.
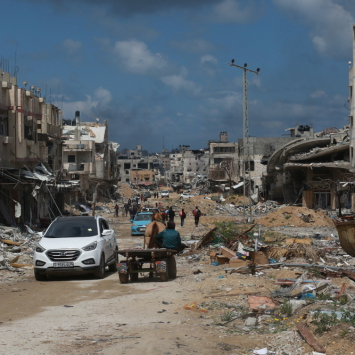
[63,143,92,151]
[64,162,94,174]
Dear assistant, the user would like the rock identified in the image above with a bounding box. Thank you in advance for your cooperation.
[244,317,257,327]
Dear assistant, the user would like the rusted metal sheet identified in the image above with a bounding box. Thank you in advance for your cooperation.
[247,295,279,310]
[296,322,326,353]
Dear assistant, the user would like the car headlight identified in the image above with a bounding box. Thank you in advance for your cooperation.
[132,223,138,226]
[35,243,45,253]
[82,241,97,251]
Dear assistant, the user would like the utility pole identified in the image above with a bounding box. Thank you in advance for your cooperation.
[230,60,260,222]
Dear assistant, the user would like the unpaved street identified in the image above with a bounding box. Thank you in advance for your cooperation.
[0,212,226,355]
[1,194,354,355]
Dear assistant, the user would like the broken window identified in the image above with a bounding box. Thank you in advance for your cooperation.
[314,192,330,209]
[0,115,9,136]
[245,161,255,171]
[24,116,34,140]
[124,163,131,169]
[68,155,75,163]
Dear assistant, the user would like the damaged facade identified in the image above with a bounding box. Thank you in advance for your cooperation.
[62,114,120,203]
[264,126,350,208]
[0,70,63,227]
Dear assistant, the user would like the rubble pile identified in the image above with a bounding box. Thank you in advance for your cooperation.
[176,219,355,354]
[116,183,136,199]
[0,226,42,271]
[258,206,334,227]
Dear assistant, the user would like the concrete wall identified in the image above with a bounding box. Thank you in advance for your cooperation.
[349,25,355,170]
[0,72,62,170]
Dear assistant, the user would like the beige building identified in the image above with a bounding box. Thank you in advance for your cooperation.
[0,70,63,226]
[130,169,155,186]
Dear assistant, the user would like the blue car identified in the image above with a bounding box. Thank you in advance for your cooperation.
[131,212,153,236]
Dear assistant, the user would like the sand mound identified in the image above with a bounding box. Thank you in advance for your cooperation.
[116,183,135,199]
[257,206,334,227]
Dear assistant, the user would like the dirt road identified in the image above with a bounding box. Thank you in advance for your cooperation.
[1,196,338,354]
[0,208,227,355]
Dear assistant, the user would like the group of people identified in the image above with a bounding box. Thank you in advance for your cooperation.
[162,206,201,227]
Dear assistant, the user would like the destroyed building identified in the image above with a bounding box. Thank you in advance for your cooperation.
[62,113,119,202]
[183,149,209,184]
[264,126,350,208]
[208,132,238,188]
[0,70,63,226]
[238,135,298,199]
[117,146,162,186]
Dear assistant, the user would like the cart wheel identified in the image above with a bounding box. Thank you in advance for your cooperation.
[119,273,129,283]
[167,256,177,279]
[160,271,169,282]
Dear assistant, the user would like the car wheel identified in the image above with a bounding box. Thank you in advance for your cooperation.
[94,254,105,279]
[34,270,47,281]
[108,250,118,272]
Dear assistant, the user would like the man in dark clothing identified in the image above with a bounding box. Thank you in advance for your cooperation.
[193,206,201,226]
[168,206,175,222]
[179,208,186,227]
[114,204,119,217]
[124,203,129,216]
[155,221,186,252]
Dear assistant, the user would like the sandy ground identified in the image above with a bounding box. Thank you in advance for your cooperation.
[0,195,353,354]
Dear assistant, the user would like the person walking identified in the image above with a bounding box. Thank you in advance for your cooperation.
[114,203,119,217]
[193,206,201,227]
[179,208,186,227]
[124,202,129,216]
[131,206,137,220]
[168,206,175,222]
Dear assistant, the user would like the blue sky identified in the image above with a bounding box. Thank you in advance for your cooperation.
[1,0,354,151]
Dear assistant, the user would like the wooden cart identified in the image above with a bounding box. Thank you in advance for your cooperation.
[116,248,177,283]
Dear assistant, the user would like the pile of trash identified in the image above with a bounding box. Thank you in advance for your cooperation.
[0,225,42,271]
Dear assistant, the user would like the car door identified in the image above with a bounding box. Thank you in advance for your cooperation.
[101,219,114,262]
[99,219,109,262]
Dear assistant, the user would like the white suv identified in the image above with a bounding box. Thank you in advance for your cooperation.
[161,190,170,198]
[33,216,117,281]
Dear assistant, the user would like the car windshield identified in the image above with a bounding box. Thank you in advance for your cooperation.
[44,219,98,238]
[134,214,153,221]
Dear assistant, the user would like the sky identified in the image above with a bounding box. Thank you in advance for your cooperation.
[1,0,354,152]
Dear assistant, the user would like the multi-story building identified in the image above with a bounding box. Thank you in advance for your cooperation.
[0,70,63,226]
[62,115,119,202]
[183,149,209,184]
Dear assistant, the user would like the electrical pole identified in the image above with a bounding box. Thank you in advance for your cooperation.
[230,60,260,222]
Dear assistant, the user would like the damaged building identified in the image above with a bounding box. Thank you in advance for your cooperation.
[0,70,63,227]
[264,126,350,209]
[62,113,119,203]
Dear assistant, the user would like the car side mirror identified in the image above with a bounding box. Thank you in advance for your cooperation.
[102,229,112,236]
[130,219,133,223]
[37,231,44,238]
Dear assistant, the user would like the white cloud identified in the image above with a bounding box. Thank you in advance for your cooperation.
[273,0,354,58]
[62,87,112,119]
[210,0,263,23]
[311,90,326,98]
[113,40,167,74]
[200,55,218,65]
[94,87,112,105]
[161,67,201,95]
